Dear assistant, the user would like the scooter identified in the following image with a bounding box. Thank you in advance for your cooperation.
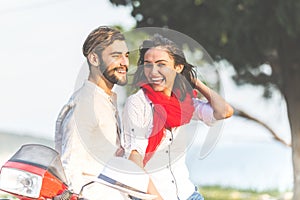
[0,144,156,200]
[0,144,83,200]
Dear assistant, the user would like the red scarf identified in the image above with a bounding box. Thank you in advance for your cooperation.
[141,83,195,166]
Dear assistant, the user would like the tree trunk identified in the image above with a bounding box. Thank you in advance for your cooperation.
[283,66,300,200]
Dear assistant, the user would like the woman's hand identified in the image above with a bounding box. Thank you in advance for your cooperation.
[194,79,234,120]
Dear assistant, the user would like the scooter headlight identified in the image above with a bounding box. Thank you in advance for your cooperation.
[0,167,42,198]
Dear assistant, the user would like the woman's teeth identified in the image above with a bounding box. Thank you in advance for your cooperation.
[151,77,164,84]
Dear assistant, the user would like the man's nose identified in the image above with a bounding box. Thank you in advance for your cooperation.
[120,55,129,66]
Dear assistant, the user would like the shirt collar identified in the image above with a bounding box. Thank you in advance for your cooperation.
[84,80,117,100]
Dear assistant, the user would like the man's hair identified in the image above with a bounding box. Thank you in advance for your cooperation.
[82,26,125,67]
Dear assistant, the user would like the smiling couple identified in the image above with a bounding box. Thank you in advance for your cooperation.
[55,26,233,200]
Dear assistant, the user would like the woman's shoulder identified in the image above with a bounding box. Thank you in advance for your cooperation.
[126,89,150,105]
[124,89,152,117]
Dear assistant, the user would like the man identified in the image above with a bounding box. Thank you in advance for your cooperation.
[55,26,129,199]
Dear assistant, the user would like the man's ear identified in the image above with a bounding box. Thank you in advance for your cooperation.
[88,52,100,67]
[175,64,184,73]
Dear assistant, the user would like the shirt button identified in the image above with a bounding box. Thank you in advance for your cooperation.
[172,180,175,183]
[169,138,172,141]
[165,150,168,153]
[131,128,134,132]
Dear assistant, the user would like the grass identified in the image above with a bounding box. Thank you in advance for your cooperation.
[0,193,17,200]
[199,186,292,200]
[0,186,292,200]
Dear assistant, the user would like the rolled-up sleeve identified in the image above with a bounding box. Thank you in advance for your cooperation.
[192,98,217,126]
[122,92,152,158]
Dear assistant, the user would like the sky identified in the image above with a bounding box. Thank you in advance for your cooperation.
[0,0,136,139]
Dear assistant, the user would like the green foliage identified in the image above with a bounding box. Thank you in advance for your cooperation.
[110,0,300,93]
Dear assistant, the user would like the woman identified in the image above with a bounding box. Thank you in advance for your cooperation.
[122,34,233,200]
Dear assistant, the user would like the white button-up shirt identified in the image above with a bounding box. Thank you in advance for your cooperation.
[122,89,216,200]
[55,80,126,199]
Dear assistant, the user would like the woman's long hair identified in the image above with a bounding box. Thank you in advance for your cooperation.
[132,34,197,101]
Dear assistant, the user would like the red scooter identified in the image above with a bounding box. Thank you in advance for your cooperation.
[0,144,156,200]
[0,144,85,200]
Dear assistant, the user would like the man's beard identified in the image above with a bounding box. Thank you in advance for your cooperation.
[100,64,128,86]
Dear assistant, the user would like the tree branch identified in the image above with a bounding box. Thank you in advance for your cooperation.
[233,107,291,147]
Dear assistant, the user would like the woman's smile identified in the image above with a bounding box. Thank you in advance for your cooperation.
[143,47,178,95]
